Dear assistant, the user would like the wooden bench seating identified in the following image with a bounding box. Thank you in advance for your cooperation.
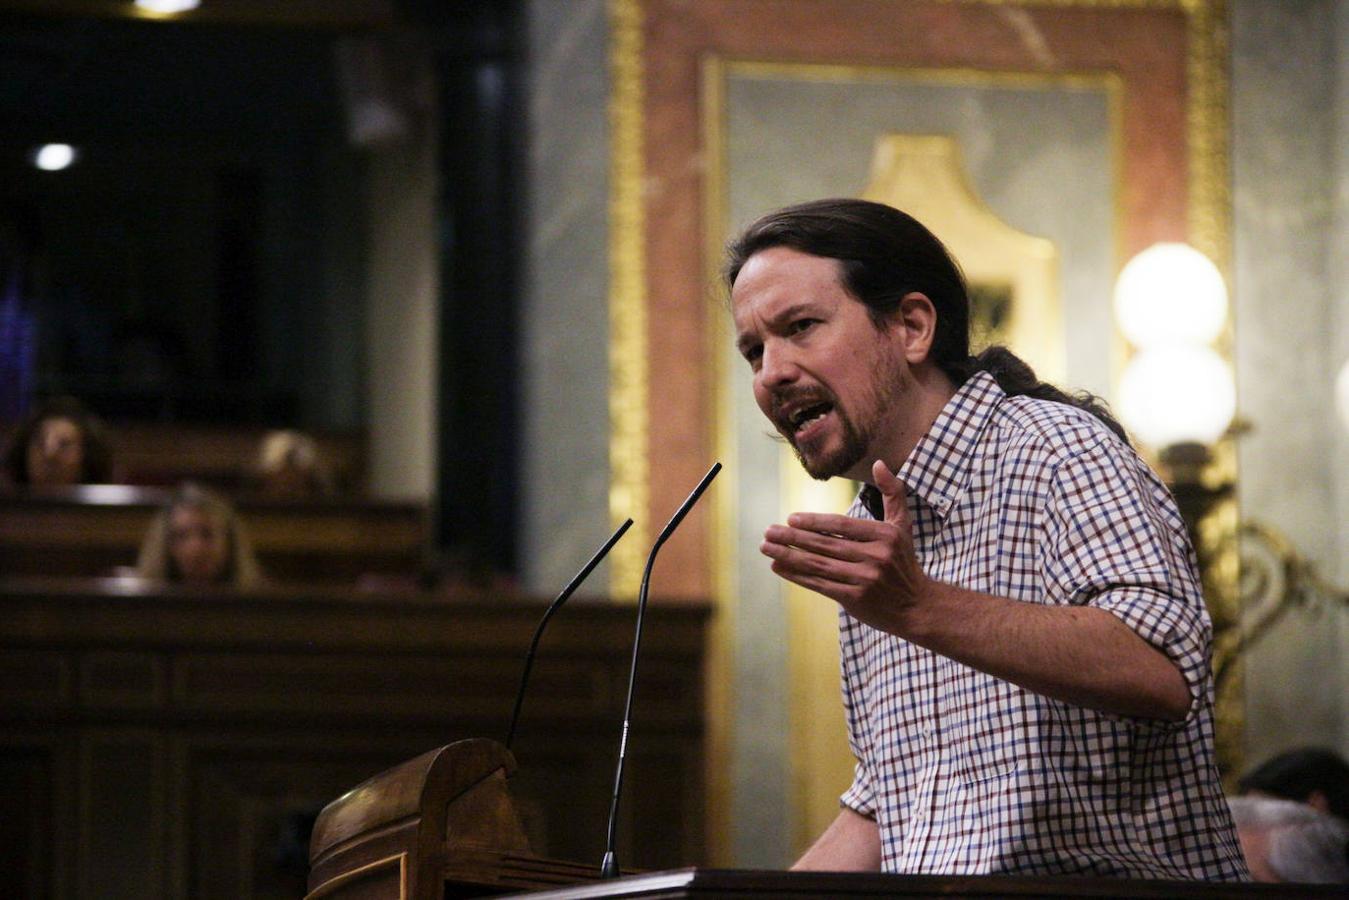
[0,485,427,584]
[109,422,367,492]
[1,420,367,494]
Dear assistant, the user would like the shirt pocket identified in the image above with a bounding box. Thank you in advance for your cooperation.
[946,672,1021,785]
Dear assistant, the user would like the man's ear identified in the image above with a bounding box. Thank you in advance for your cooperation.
[891,292,938,364]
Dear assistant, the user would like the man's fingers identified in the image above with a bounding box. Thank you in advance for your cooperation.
[767,561,851,603]
[763,524,869,561]
[784,511,887,539]
[872,459,910,528]
[760,539,863,584]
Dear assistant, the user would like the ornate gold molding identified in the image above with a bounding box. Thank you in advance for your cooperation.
[1183,0,1242,780]
[1186,0,1231,269]
[608,0,649,598]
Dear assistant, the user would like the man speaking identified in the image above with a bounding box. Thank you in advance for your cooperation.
[725,199,1248,881]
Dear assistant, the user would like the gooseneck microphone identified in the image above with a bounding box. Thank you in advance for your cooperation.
[505,517,634,752]
[600,462,722,879]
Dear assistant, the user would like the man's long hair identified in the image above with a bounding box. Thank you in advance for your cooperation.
[724,198,1127,442]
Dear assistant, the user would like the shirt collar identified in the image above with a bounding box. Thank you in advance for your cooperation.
[858,370,1004,521]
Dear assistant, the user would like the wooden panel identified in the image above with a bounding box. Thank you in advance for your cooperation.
[0,578,709,898]
[0,734,78,899]
[81,652,166,710]
[0,650,72,708]
[185,740,429,900]
[79,731,165,899]
[0,744,54,900]
[172,653,607,721]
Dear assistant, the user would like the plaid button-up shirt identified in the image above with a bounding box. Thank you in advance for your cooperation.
[839,371,1249,880]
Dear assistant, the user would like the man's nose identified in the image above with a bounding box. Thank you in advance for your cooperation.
[757,340,801,387]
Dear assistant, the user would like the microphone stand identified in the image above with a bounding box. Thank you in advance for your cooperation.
[600,462,721,878]
[505,517,634,752]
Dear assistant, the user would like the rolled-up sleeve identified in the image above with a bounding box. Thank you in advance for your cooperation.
[1040,432,1212,721]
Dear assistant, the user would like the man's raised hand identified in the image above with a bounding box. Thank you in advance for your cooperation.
[759,459,931,636]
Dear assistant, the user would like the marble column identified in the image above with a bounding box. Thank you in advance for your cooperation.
[1232,0,1346,764]
[521,0,614,594]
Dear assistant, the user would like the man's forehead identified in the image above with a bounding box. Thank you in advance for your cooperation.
[732,267,844,326]
[735,246,842,285]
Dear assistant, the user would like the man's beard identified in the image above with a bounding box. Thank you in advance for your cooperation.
[780,358,907,481]
[788,405,870,481]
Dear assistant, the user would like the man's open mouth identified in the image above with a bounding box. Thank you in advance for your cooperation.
[788,401,833,436]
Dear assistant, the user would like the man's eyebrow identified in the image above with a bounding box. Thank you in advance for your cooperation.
[739,299,820,348]
[735,301,820,354]
[765,302,820,330]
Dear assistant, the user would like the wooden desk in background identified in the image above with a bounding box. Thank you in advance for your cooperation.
[0,578,709,899]
[0,486,427,584]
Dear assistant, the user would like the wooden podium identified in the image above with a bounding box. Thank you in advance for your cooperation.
[307,739,598,898]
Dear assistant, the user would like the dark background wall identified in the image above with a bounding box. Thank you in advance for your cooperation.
[0,0,525,574]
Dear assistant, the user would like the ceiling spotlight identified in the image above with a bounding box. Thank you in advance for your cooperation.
[32,144,79,172]
[135,0,202,14]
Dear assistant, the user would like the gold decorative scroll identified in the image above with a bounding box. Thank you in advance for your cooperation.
[862,134,1063,384]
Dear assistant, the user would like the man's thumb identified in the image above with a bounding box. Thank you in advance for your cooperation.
[871,459,908,525]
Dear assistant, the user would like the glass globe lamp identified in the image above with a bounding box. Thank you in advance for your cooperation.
[1114,243,1228,349]
[1117,345,1236,449]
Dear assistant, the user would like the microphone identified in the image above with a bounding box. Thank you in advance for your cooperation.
[600,462,721,879]
[505,517,634,752]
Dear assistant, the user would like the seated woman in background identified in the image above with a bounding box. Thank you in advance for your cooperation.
[1,396,113,486]
[252,429,334,498]
[137,483,265,588]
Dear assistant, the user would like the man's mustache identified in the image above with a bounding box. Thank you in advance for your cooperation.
[769,385,836,423]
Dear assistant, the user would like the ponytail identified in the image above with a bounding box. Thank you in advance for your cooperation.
[946,346,1129,443]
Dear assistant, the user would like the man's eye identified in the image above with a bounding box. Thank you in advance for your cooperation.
[743,345,762,366]
[790,319,818,335]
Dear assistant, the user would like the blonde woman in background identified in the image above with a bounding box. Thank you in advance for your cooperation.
[137,483,265,588]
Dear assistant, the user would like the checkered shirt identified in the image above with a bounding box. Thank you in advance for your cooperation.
[839,371,1249,880]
